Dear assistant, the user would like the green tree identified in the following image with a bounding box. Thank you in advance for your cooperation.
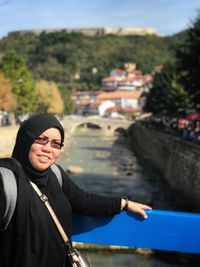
[59,84,74,114]
[144,63,190,115]
[0,32,39,57]
[177,12,200,108]
[0,51,36,115]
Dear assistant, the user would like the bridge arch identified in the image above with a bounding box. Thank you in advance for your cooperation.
[63,116,133,136]
[114,127,128,137]
[76,122,102,130]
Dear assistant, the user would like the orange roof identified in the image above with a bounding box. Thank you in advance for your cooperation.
[126,69,141,74]
[122,107,141,112]
[97,91,141,100]
[102,77,118,82]
[106,106,141,113]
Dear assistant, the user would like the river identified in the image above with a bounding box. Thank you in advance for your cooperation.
[58,127,199,267]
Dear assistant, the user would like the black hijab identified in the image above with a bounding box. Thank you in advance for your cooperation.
[12,114,64,181]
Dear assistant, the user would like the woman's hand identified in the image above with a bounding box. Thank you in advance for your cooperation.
[121,199,152,219]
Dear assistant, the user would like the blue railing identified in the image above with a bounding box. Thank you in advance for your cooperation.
[72,210,200,254]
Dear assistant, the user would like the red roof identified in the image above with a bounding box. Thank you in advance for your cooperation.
[127,70,141,75]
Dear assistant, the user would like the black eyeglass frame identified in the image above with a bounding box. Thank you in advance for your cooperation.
[34,136,64,150]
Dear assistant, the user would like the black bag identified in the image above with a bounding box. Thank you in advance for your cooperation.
[66,242,91,267]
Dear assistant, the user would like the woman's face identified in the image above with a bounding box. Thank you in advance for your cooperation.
[29,128,62,171]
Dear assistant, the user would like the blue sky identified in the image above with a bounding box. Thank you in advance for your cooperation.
[0,0,199,38]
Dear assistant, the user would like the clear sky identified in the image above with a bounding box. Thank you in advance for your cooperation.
[0,0,199,38]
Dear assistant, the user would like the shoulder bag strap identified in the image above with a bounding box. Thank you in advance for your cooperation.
[29,180,68,243]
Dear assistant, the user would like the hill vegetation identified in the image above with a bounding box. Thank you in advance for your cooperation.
[0,31,180,87]
[0,21,196,115]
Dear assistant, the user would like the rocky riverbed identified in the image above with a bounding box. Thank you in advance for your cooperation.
[104,136,179,210]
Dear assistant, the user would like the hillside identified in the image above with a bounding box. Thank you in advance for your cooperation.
[0,30,187,91]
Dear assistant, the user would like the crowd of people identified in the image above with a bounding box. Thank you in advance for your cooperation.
[143,113,200,143]
[176,118,200,141]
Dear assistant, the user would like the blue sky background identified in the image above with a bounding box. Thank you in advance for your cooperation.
[0,0,199,38]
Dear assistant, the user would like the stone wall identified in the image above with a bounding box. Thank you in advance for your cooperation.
[128,123,200,209]
[9,27,157,37]
[0,126,19,157]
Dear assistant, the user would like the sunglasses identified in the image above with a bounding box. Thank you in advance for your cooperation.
[34,136,63,150]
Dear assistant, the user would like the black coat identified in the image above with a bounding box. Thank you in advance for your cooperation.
[0,158,121,267]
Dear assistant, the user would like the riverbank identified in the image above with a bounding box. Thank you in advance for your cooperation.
[108,135,182,210]
[127,122,200,212]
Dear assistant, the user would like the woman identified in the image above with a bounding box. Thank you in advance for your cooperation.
[0,114,151,267]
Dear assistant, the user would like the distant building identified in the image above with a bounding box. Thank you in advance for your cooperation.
[72,65,153,117]
[102,66,152,92]
[9,27,158,37]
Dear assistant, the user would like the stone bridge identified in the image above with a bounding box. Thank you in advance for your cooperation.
[63,115,133,136]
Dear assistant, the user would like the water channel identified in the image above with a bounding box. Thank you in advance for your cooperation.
[58,127,199,267]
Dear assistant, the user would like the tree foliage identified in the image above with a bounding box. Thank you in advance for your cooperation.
[0,31,179,91]
[144,63,190,115]
[35,80,64,114]
[0,51,36,115]
[59,84,75,114]
[176,11,200,109]
[144,11,200,115]
[0,72,17,111]
[0,32,39,57]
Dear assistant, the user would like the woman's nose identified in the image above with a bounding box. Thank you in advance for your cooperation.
[41,141,52,150]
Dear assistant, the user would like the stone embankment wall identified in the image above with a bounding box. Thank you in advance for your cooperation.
[0,126,19,157]
[128,123,200,209]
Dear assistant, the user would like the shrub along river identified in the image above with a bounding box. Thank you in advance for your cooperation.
[58,127,199,267]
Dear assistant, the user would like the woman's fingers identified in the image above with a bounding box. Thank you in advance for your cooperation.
[128,201,152,219]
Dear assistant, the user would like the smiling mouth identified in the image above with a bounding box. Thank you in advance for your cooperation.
[38,155,51,161]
